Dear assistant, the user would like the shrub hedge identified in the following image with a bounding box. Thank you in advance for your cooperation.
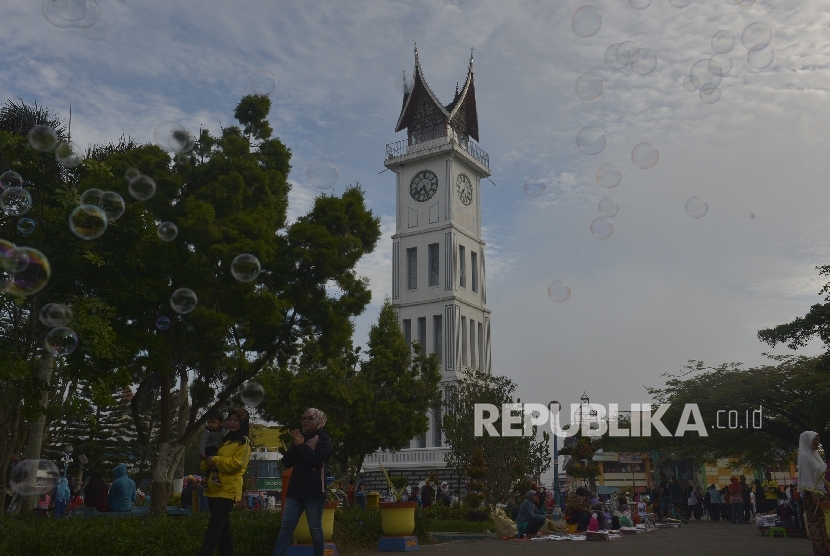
[0,506,435,556]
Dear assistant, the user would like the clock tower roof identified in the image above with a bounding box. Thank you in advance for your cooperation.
[395,46,480,142]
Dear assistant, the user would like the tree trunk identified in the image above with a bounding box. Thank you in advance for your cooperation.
[0,381,24,520]
[19,355,54,514]
[150,441,185,515]
[175,369,189,481]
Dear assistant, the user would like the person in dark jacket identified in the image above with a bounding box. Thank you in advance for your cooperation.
[107,464,136,512]
[271,408,333,556]
[83,470,109,512]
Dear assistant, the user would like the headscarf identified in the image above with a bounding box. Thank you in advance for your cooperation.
[798,430,828,494]
[525,490,537,500]
[84,470,107,500]
[224,407,250,444]
[728,476,742,495]
[304,408,327,429]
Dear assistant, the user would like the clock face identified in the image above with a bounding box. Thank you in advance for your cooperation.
[409,170,439,202]
[456,173,473,206]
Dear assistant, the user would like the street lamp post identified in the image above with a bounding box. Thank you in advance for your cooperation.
[61,445,73,479]
[549,401,561,507]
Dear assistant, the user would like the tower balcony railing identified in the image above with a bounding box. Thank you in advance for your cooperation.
[386,129,489,169]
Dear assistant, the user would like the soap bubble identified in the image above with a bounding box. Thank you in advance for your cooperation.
[53,0,88,21]
[28,125,58,152]
[170,288,198,314]
[156,316,171,330]
[0,171,23,190]
[83,19,107,41]
[596,164,621,188]
[712,30,735,53]
[55,141,83,168]
[1,188,33,216]
[3,247,51,296]
[250,70,277,95]
[630,0,651,8]
[590,217,614,240]
[631,142,659,169]
[682,76,696,92]
[124,167,140,181]
[576,126,606,155]
[615,41,638,66]
[154,121,195,154]
[128,175,156,201]
[575,72,603,100]
[69,205,107,240]
[45,327,78,356]
[39,303,73,327]
[2,248,31,274]
[42,0,74,27]
[17,218,36,235]
[523,177,546,198]
[598,198,619,217]
[742,22,772,51]
[572,6,602,38]
[307,157,338,190]
[747,47,774,70]
[685,196,709,218]
[175,153,190,166]
[631,48,658,75]
[605,43,627,70]
[710,54,732,76]
[71,0,98,28]
[80,188,104,206]
[699,87,721,104]
[100,192,125,220]
[452,206,477,233]
[9,459,60,496]
[240,381,265,406]
[547,280,571,303]
[156,222,178,242]
[669,0,692,6]
[690,58,722,91]
[231,254,261,282]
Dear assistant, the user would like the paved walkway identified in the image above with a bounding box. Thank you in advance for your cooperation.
[364,521,812,556]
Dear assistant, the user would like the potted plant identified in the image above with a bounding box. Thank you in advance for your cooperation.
[378,463,417,536]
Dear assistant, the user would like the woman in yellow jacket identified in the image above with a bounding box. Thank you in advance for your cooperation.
[198,407,252,556]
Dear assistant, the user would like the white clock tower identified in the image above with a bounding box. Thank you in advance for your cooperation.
[384,47,492,452]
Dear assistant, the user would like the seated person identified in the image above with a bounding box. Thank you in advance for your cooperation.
[618,496,630,513]
[517,491,547,537]
[106,464,136,512]
[504,495,520,521]
[564,487,592,531]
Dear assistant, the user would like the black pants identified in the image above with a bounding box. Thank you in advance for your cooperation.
[567,511,590,531]
[198,497,236,556]
[709,502,720,521]
[525,516,545,536]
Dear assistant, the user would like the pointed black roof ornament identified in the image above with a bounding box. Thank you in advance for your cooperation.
[470,47,474,71]
[455,81,459,96]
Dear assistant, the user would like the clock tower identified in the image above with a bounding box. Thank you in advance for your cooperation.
[383,46,492,451]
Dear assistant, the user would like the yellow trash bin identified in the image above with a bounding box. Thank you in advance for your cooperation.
[367,492,380,509]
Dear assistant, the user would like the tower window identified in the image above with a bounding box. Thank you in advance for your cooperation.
[471,251,478,293]
[433,315,442,363]
[459,246,466,288]
[478,322,484,371]
[461,316,467,366]
[418,317,427,356]
[470,319,476,369]
[403,319,412,363]
[407,247,417,290]
[428,243,439,287]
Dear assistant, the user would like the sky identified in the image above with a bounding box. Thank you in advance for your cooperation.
[2,0,830,416]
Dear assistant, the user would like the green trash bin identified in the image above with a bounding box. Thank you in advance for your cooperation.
[367,491,380,509]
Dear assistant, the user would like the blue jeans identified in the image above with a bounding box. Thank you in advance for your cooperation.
[272,497,325,556]
[731,502,744,524]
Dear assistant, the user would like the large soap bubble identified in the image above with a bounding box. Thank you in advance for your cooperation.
[128,175,156,201]
[40,303,73,327]
[69,205,108,240]
[55,141,83,168]
[28,125,58,152]
[522,177,546,198]
[575,72,603,101]
[156,222,178,242]
[170,288,198,314]
[577,126,606,155]
[17,218,36,235]
[45,327,79,356]
[250,70,277,95]
[240,381,265,406]
[590,217,614,240]
[631,142,660,169]
[1,188,33,216]
[572,6,602,38]
[596,164,621,188]
[685,196,709,218]
[154,121,195,154]
[742,22,772,51]
[231,254,262,282]
[100,192,126,220]
[0,171,23,190]
[9,459,60,496]
[547,281,571,303]
[3,247,51,295]
[307,158,339,190]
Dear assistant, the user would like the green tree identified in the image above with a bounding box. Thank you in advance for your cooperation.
[758,265,830,351]
[442,369,550,504]
[1,95,382,514]
[259,299,442,477]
